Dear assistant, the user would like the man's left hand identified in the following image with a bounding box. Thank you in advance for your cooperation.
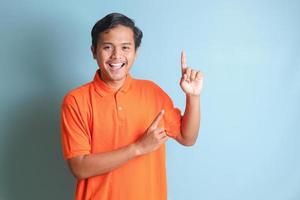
[180,51,204,96]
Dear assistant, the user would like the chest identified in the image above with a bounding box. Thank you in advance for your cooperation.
[88,91,164,152]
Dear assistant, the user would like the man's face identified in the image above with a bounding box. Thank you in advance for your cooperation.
[92,25,137,87]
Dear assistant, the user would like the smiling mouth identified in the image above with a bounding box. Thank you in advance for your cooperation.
[108,62,126,70]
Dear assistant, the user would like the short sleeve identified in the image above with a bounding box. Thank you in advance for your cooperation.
[61,95,91,159]
[161,92,182,139]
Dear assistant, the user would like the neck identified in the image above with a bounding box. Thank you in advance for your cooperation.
[99,72,126,91]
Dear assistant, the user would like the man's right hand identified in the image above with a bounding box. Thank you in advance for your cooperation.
[67,110,168,179]
[134,110,168,156]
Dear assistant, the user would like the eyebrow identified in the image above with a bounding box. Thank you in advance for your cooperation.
[101,42,133,45]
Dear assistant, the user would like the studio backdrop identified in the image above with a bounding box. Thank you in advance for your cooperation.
[0,0,299,199]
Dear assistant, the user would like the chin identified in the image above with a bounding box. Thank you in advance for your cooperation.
[109,74,127,81]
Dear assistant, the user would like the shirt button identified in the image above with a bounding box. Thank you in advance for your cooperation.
[118,106,123,111]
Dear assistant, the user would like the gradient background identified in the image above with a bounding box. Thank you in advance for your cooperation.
[1,0,299,199]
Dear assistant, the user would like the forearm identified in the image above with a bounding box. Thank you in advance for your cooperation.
[180,94,200,145]
[68,144,139,180]
[67,111,168,180]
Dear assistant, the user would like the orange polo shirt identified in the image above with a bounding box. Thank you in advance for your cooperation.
[61,70,181,200]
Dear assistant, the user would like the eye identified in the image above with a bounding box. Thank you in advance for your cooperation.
[122,46,130,50]
[103,46,111,50]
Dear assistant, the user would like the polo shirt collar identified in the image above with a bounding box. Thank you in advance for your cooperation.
[93,69,132,97]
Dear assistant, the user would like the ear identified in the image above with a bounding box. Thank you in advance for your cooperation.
[91,45,96,59]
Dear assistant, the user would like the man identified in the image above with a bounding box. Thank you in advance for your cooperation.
[61,13,203,200]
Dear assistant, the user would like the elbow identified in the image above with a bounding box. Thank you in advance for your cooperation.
[176,134,198,146]
[73,171,87,180]
[178,128,199,146]
[69,165,88,180]
[181,139,196,146]
[67,156,89,180]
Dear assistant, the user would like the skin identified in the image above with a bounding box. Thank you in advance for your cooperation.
[91,25,137,90]
[67,25,204,179]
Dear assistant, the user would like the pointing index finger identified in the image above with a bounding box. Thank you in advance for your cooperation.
[181,51,187,74]
[150,109,165,129]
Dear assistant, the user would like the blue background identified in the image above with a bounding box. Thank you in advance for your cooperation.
[1,0,299,199]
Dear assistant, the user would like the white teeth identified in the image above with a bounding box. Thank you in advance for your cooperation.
[110,63,123,67]
[108,63,125,71]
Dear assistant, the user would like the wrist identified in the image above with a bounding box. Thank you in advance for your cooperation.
[186,94,200,100]
[131,143,143,157]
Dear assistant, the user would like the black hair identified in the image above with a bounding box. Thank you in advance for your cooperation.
[91,13,143,50]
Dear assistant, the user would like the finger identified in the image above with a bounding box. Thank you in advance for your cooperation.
[196,71,203,80]
[190,70,197,80]
[181,51,187,74]
[182,74,188,81]
[160,135,169,143]
[185,67,191,81]
[153,128,165,136]
[149,110,165,129]
[157,129,167,138]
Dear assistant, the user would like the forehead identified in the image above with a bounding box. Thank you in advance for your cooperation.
[99,25,134,44]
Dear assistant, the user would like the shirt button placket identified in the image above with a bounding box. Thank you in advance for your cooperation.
[115,93,126,122]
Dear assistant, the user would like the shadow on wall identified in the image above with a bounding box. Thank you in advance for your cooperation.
[2,22,75,199]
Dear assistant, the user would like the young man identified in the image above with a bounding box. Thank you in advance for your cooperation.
[61,13,203,200]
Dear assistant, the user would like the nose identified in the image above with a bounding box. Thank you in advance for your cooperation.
[111,47,122,59]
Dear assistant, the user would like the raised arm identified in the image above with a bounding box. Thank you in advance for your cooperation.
[175,51,204,146]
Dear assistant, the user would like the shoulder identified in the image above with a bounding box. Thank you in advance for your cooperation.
[131,78,165,93]
[62,82,93,106]
[130,78,172,102]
